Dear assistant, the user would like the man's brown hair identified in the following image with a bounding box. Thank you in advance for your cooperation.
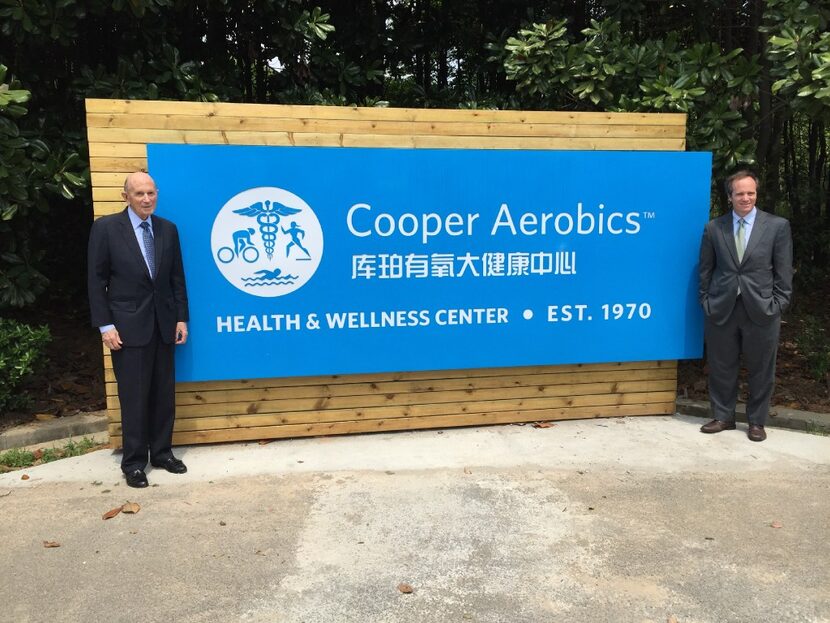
[724,169,760,196]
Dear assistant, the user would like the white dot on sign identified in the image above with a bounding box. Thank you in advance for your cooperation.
[588,315,592,320]
[523,309,533,320]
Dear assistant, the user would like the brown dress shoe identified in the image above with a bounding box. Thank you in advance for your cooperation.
[747,424,767,442]
[700,419,737,434]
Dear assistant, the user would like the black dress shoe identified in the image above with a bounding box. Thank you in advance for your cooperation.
[151,457,187,474]
[125,469,149,488]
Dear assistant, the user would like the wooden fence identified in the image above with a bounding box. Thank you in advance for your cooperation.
[86,99,685,446]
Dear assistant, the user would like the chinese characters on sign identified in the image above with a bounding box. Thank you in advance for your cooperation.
[351,251,576,280]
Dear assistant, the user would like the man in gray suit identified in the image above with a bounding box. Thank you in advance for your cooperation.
[698,170,793,441]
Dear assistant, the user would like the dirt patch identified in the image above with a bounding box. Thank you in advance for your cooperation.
[678,314,830,412]
[1,302,105,433]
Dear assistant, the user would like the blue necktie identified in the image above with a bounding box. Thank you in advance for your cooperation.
[139,221,155,277]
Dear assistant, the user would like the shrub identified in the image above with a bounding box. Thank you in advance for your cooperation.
[0,317,50,413]
[0,64,86,308]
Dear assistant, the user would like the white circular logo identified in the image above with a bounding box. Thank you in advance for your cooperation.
[211,187,323,297]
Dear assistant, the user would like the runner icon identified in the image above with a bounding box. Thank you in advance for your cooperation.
[282,221,311,258]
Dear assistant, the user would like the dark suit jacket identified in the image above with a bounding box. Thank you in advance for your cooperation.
[88,208,189,346]
[698,209,793,326]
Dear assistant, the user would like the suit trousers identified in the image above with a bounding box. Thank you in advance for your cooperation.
[111,323,176,472]
[705,296,780,426]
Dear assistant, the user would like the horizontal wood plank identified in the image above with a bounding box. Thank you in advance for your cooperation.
[86,99,686,126]
[103,360,676,387]
[107,401,675,445]
[114,390,676,431]
[93,201,127,216]
[107,379,676,415]
[172,372,676,406]
[87,113,686,139]
[88,142,148,158]
[89,157,147,172]
[178,388,677,420]
[105,369,675,410]
[87,126,685,151]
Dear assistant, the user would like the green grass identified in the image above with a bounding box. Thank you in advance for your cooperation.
[40,448,61,463]
[63,437,97,457]
[804,422,830,437]
[0,437,104,470]
[0,448,35,468]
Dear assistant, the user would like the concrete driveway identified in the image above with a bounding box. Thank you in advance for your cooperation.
[1,414,828,623]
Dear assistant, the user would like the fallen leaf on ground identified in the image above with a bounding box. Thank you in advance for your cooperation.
[771,521,783,529]
[257,439,273,445]
[121,501,140,514]
[42,541,61,548]
[668,616,679,623]
[533,421,555,428]
[102,506,122,520]
[34,413,56,421]
[21,474,30,480]
[463,467,472,475]
[397,583,414,594]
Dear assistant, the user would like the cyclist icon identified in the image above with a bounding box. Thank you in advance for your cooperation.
[217,228,260,264]
[282,221,311,258]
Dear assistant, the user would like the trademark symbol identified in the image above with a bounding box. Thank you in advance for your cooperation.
[643,211,656,219]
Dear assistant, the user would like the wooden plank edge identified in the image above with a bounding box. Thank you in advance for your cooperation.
[85,98,687,126]
[107,401,675,447]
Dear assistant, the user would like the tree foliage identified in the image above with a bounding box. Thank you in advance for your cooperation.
[0,64,85,307]
[503,19,757,172]
[0,0,828,308]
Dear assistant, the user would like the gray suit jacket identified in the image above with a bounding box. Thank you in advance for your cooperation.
[698,209,793,326]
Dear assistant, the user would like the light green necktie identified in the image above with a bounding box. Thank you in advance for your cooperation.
[736,218,746,262]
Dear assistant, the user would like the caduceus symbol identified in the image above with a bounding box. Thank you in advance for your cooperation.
[233,200,302,260]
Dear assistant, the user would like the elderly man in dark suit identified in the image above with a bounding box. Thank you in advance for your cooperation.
[698,170,793,442]
[88,171,190,487]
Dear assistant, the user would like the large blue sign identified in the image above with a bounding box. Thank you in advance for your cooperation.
[148,145,712,382]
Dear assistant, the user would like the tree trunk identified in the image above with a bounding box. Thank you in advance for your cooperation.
[783,118,801,221]
[765,109,786,215]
